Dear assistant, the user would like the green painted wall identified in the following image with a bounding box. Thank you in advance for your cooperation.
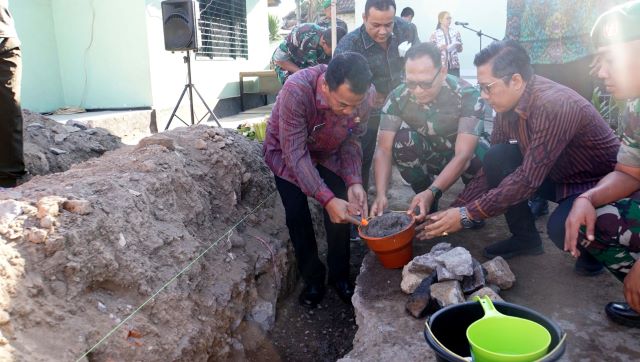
[10,0,64,113]
[144,0,271,110]
[51,0,153,109]
[11,0,271,113]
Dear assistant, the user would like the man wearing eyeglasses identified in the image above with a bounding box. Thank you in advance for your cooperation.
[418,40,619,276]
[370,42,488,221]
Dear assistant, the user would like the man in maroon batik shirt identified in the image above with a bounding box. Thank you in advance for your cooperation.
[416,40,619,279]
[263,52,375,308]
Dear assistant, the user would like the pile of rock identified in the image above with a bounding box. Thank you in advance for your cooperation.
[401,242,516,318]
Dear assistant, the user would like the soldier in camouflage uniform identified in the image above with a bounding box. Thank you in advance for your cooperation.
[370,42,488,219]
[316,0,348,33]
[565,0,640,327]
[271,23,346,84]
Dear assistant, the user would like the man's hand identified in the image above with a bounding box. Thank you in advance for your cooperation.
[564,197,597,258]
[347,184,368,218]
[370,194,388,217]
[326,198,359,224]
[416,208,462,240]
[407,190,434,222]
[624,261,640,313]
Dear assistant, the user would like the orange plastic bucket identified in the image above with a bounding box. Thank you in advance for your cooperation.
[358,214,415,269]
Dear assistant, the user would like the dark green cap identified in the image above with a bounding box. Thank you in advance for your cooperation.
[592,0,640,47]
[322,0,332,9]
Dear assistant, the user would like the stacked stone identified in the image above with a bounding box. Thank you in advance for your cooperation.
[401,243,516,318]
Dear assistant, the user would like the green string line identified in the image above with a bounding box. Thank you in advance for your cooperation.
[76,191,276,361]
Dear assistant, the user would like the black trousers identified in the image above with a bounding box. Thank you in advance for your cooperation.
[485,143,600,260]
[361,113,380,190]
[0,37,23,187]
[274,165,350,286]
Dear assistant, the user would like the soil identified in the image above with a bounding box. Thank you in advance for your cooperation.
[247,239,368,362]
[21,110,123,179]
[361,213,412,238]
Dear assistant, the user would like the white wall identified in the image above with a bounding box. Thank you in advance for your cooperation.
[354,0,508,79]
[145,0,271,112]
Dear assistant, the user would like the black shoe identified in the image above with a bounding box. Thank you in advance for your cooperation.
[298,284,325,308]
[483,236,544,259]
[528,196,549,219]
[331,279,354,305]
[574,253,605,276]
[605,302,640,328]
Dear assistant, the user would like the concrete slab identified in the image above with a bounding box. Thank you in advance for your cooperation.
[343,172,640,362]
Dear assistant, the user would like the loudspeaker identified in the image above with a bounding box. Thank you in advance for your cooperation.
[161,0,199,51]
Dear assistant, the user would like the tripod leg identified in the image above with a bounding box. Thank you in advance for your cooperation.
[165,85,190,130]
[192,85,221,127]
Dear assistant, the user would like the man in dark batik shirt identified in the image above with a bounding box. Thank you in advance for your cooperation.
[271,23,346,84]
[334,0,420,190]
[418,40,619,278]
[264,53,375,308]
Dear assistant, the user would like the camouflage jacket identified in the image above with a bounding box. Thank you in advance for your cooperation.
[618,99,640,167]
[380,75,486,155]
[316,17,348,32]
[272,23,329,83]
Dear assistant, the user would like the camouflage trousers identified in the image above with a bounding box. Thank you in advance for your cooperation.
[392,127,489,195]
[580,196,640,282]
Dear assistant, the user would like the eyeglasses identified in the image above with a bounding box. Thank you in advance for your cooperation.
[406,67,442,90]
[476,76,511,95]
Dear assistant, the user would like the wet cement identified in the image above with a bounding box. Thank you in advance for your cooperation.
[361,213,412,238]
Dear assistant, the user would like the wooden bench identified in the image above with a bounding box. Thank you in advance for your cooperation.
[239,70,282,111]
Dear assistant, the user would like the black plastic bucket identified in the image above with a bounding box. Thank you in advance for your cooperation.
[424,301,566,362]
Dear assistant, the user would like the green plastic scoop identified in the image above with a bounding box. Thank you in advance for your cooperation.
[466,296,551,362]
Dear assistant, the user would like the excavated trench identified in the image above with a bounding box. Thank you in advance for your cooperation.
[0,115,364,361]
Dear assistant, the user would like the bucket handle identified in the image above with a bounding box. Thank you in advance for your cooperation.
[473,295,502,318]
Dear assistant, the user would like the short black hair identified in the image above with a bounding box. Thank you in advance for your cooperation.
[321,27,347,47]
[325,52,373,94]
[405,42,442,68]
[400,7,414,18]
[473,40,534,82]
[364,0,396,16]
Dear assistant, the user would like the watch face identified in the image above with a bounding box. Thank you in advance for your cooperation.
[461,219,474,229]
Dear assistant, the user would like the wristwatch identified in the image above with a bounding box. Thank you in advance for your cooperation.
[459,207,474,229]
[428,185,443,201]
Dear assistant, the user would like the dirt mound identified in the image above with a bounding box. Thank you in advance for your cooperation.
[22,110,123,177]
[0,126,296,361]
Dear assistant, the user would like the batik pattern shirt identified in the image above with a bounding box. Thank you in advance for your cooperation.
[335,16,420,97]
[272,23,330,84]
[429,28,463,70]
[505,0,625,64]
[453,76,620,220]
[263,65,376,206]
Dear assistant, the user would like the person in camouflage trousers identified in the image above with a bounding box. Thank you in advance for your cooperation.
[565,1,640,328]
[370,42,488,220]
[271,23,346,84]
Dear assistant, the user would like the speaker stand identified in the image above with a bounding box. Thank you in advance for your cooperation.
[165,50,221,130]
